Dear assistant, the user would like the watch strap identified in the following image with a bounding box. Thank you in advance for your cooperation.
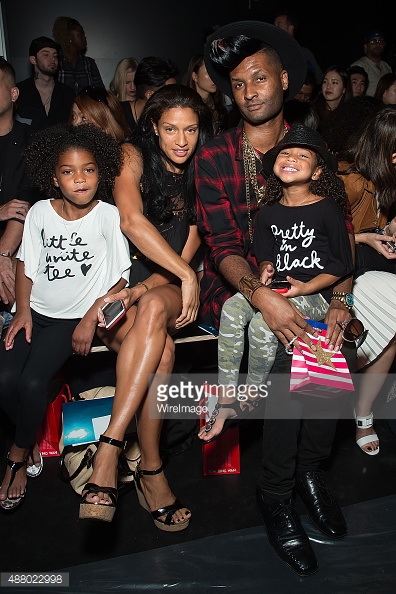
[331,291,353,310]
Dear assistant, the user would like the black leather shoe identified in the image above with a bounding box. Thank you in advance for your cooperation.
[256,487,318,576]
[295,471,347,539]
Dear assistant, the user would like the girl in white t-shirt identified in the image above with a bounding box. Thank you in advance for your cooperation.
[0,124,131,512]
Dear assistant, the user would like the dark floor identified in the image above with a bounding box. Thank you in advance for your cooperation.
[1,341,396,592]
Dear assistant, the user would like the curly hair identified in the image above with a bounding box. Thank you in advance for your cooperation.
[135,84,213,223]
[263,153,348,214]
[109,57,139,101]
[24,123,123,201]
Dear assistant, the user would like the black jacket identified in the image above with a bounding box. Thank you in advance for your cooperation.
[16,77,75,133]
[0,120,38,238]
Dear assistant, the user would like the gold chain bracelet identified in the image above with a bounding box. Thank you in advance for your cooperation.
[136,281,149,292]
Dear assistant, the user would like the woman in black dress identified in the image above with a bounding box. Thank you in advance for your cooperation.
[72,84,213,527]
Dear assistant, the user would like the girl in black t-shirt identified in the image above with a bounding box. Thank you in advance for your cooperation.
[199,124,354,443]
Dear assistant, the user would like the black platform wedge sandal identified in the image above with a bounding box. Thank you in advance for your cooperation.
[134,462,191,532]
[79,434,126,522]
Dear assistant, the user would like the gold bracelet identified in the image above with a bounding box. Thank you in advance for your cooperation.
[238,274,264,304]
[136,281,149,292]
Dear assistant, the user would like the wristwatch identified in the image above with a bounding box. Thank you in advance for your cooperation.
[331,291,354,310]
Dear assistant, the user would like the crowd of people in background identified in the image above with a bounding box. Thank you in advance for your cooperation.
[1,10,396,579]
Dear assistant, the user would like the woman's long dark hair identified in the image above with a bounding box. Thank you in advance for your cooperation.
[320,95,382,156]
[182,54,228,134]
[312,65,348,126]
[338,105,396,210]
[135,84,213,223]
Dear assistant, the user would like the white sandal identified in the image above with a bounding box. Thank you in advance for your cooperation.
[355,412,380,456]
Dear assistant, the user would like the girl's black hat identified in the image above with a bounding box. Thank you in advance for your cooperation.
[262,124,338,176]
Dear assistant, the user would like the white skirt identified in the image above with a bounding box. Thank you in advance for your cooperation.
[352,270,396,368]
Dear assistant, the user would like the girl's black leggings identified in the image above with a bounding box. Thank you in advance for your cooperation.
[0,309,80,449]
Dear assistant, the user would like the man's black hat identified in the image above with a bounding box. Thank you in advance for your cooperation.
[204,20,306,100]
[29,36,60,57]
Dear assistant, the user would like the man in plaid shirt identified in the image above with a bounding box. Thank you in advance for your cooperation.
[195,21,355,577]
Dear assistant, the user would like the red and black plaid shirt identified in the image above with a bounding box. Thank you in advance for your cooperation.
[195,120,353,329]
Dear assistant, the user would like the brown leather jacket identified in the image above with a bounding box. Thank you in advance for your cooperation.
[337,162,388,233]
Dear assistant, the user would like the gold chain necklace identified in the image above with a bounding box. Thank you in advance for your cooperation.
[61,200,95,237]
[280,195,320,207]
[242,126,287,243]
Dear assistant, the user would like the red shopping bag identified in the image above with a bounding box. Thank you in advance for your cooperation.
[200,383,240,476]
[36,383,72,457]
[290,335,354,398]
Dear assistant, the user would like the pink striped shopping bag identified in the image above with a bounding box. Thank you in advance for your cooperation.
[290,335,354,398]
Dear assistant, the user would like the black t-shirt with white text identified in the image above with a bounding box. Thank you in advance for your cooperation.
[253,198,354,302]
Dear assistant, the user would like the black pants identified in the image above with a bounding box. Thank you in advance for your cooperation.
[0,309,79,449]
[258,341,356,499]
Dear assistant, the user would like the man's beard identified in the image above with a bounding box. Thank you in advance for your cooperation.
[37,66,57,77]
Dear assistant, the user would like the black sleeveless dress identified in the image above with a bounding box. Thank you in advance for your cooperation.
[129,172,190,287]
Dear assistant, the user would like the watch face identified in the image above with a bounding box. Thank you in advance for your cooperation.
[345,293,354,307]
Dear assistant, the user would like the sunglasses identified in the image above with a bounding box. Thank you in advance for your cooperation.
[337,318,368,348]
[81,86,108,104]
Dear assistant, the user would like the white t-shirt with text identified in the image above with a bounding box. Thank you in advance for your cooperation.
[18,199,131,318]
